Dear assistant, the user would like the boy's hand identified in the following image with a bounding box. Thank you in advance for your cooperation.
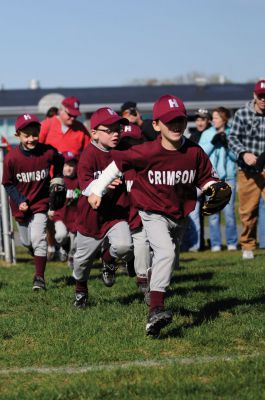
[19,202,29,212]
[107,178,122,190]
[88,193,102,209]
[48,210,55,220]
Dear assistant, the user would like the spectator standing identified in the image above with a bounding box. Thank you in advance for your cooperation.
[182,109,212,251]
[199,107,238,251]
[228,80,265,260]
[39,96,89,158]
[120,101,158,141]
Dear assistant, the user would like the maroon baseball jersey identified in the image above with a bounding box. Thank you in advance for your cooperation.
[76,142,129,238]
[2,143,63,222]
[124,168,142,231]
[53,175,79,233]
[112,136,219,221]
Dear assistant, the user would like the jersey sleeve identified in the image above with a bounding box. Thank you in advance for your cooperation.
[196,147,220,189]
[77,148,96,191]
[111,146,146,172]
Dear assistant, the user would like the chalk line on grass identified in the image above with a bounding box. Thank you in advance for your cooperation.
[0,352,263,375]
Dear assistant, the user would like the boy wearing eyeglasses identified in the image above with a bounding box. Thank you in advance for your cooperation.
[72,107,134,308]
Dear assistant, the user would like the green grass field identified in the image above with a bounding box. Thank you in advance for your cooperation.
[1,247,265,400]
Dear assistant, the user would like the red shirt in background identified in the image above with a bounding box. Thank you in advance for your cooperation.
[39,116,90,157]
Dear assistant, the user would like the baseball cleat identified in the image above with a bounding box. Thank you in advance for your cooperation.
[136,276,150,306]
[146,308,173,336]
[101,260,116,287]
[124,258,136,277]
[74,292,88,308]
[32,276,46,291]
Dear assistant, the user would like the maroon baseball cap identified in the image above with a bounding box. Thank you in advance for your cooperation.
[254,80,265,96]
[61,150,78,163]
[15,114,41,131]
[90,107,129,129]
[153,94,187,123]
[121,123,142,139]
[62,96,81,116]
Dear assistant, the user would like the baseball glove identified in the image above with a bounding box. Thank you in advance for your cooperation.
[202,181,232,216]
[49,177,67,211]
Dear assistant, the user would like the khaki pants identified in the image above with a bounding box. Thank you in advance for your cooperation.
[238,170,265,250]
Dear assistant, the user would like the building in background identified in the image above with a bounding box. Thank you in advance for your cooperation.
[0,83,255,144]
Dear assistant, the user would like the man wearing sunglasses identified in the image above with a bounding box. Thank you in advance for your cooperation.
[229,80,265,260]
[39,96,90,158]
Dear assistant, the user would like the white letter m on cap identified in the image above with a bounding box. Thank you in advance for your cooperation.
[24,114,31,120]
[261,82,265,89]
[168,99,179,108]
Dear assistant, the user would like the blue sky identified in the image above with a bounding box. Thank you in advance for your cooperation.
[0,0,264,89]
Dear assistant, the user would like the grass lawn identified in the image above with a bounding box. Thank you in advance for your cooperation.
[0,247,265,399]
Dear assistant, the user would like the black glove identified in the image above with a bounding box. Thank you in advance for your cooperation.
[202,181,232,216]
[211,133,228,148]
[237,155,260,174]
[255,151,265,173]
[49,177,67,211]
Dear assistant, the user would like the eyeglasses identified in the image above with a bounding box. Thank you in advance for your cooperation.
[257,94,265,100]
[129,107,138,117]
[64,109,77,119]
[96,127,122,134]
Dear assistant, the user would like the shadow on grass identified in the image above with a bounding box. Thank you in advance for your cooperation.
[162,294,265,339]
[167,284,227,298]
[50,275,76,287]
[170,271,214,284]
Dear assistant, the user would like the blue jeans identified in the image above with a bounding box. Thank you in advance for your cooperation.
[258,196,265,248]
[209,179,238,248]
[181,200,201,251]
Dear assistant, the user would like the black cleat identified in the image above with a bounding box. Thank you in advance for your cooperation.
[146,307,173,336]
[74,292,88,308]
[125,258,136,277]
[101,260,117,287]
[32,276,46,291]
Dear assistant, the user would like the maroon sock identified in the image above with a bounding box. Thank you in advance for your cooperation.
[34,256,47,278]
[75,280,88,294]
[150,291,165,312]
[102,248,115,264]
[136,276,148,286]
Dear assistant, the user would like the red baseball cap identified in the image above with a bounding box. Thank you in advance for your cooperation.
[90,107,129,129]
[153,94,187,123]
[61,150,78,163]
[254,80,265,96]
[15,114,41,131]
[121,123,142,139]
[61,96,81,116]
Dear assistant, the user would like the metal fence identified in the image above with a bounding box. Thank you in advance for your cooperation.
[0,144,16,263]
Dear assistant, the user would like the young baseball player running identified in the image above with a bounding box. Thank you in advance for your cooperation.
[118,124,152,304]
[72,107,134,308]
[88,94,231,336]
[48,151,80,268]
[2,114,65,290]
